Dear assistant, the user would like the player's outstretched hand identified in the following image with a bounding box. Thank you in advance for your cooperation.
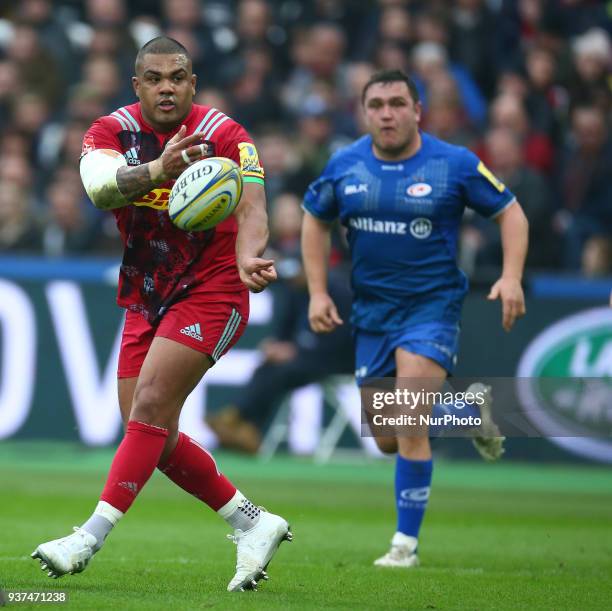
[238,257,277,292]
[309,292,343,333]
[487,276,526,332]
[150,125,208,181]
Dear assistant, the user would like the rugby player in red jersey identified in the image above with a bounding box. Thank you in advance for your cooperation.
[31,37,291,593]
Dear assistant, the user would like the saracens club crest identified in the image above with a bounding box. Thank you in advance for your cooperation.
[407,183,432,197]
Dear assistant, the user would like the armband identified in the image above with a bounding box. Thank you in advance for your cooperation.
[79,149,129,210]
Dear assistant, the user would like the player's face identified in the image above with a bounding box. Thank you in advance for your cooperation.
[363,82,421,159]
[133,53,196,132]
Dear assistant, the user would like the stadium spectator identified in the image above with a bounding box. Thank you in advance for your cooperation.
[448,0,498,97]
[282,23,350,117]
[486,93,555,175]
[556,105,612,269]
[523,44,569,140]
[582,235,612,277]
[223,56,283,131]
[0,153,34,192]
[85,0,127,29]
[4,22,63,107]
[461,126,555,272]
[41,167,101,257]
[0,179,40,252]
[255,128,303,204]
[16,0,78,82]
[374,39,411,75]
[80,54,131,112]
[0,60,19,118]
[294,93,352,179]
[568,27,612,113]
[410,41,488,127]
[161,0,219,82]
[422,75,478,148]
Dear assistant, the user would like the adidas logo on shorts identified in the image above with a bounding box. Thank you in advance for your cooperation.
[180,322,203,342]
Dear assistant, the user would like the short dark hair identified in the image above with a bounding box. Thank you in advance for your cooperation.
[362,69,420,105]
[135,36,191,73]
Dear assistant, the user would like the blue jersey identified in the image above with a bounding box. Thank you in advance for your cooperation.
[303,132,516,332]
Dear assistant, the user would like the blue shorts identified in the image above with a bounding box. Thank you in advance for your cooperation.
[354,321,460,385]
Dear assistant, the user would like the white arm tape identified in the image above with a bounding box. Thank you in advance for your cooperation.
[79,149,130,210]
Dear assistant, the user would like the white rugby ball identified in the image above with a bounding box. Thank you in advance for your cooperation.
[168,157,243,231]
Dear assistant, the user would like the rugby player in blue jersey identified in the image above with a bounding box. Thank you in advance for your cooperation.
[301,70,528,567]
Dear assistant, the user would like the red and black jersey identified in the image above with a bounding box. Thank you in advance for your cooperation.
[81,103,265,322]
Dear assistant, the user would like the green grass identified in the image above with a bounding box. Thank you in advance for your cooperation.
[1,443,611,610]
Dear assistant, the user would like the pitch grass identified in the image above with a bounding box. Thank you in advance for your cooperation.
[1,443,611,610]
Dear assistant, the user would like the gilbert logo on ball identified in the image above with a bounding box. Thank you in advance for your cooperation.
[517,307,612,463]
[169,157,243,232]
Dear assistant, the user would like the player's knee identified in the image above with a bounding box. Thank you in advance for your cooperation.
[130,383,173,428]
[374,436,398,454]
[397,435,430,458]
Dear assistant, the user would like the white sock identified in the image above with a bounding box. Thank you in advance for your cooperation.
[392,531,418,553]
[81,501,124,552]
[217,490,261,531]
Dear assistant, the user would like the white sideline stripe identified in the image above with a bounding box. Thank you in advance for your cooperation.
[194,108,219,134]
[117,107,140,132]
[203,115,229,140]
[111,113,129,131]
[211,309,238,361]
[213,310,241,361]
[120,108,140,131]
[199,111,224,137]
[213,312,240,361]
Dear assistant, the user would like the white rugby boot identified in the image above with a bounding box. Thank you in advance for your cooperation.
[31,527,97,578]
[468,382,505,461]
[227,510,292,592]
[374,532,419,568]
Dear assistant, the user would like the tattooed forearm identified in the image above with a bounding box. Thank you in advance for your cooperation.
[116,162,165,201]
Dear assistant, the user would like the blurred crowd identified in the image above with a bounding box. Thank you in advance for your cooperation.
[0,0,610,277]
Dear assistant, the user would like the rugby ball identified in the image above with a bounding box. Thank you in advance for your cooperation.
[168,157,243,231]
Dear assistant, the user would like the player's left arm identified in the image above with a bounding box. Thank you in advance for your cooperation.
[234,181,277,293]
[488,201,529,332]
[462,152,529,332]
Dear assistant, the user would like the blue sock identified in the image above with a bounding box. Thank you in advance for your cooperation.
[395,455,433,538]
[430,399,481,437]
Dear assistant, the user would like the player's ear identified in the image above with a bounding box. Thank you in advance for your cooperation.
[191,74,197,96]
[132,76,140,99]
[414,100,422,123]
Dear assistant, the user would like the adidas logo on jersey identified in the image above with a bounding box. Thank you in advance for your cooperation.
[180,323,203,341]
[124,147,140,165]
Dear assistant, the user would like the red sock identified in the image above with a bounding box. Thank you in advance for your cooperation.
[159,432,236,510]
[100,420,168,513]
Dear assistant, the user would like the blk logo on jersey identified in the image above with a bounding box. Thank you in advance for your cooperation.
[406,183,432,197]
[344,183,368,195]
[409,218,432,239]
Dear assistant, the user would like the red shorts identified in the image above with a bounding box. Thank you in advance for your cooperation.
[118,289,249,378]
